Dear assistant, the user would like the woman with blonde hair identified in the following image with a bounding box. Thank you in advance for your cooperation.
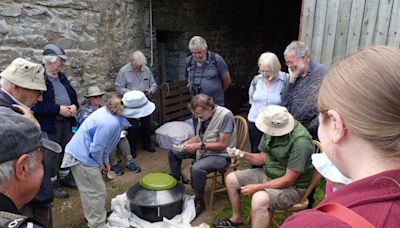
[282,46,400,227]
[61,91,155,228]
[247,52,287,158]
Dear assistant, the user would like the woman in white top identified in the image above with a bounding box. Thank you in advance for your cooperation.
[248,52,287,155]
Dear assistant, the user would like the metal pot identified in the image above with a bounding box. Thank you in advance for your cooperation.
[126,174,185,222]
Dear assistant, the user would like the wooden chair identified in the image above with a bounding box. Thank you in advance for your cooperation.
[208,115,249,209]
[268,140,322,227]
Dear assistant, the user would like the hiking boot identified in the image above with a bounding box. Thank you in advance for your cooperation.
[60,175,77,188]
[53,181,69,199]
[126,162,141,173]
[111,165,124,176]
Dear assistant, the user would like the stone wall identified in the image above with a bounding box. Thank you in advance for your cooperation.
[0,0,301,115]
[0,0,154,100]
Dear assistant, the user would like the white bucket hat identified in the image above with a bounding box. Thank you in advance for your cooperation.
[121,90,155,118]
[84,86,105,98]
[255,105,294,136]
[0,58,46,91]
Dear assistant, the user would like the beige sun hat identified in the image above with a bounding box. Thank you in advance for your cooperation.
[84,86,105,98]
[0,58,46,91]
[255,105,294,136]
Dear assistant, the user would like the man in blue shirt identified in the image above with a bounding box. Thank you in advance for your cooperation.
[281,41,327,140]
[185,36,231,106]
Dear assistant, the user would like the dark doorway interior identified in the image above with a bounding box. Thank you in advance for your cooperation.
[154,0,302,114]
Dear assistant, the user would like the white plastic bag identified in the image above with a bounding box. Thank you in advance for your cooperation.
[155,121,194,150]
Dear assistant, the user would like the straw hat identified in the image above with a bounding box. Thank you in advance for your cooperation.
[84,86,105,98]
[255,105,294,136]
[121,90,155,118]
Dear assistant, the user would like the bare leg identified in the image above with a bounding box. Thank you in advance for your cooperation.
[251,191,270,228]
[226,172,242,223]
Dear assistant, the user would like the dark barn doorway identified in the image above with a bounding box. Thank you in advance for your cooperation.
[153,0,302,114]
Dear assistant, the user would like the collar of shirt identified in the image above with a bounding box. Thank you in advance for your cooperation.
[0,192,20,214]
[128,63,145,73]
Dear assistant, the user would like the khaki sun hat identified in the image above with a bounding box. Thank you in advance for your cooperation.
[0,58,46,91]
[84,86,105,98]
[255,105,294,136]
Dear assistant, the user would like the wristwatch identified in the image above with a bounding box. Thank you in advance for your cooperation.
[200,142,206,150]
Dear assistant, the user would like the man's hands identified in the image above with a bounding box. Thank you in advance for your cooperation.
[143,89,152,97]
[240,184,262,196]
[288,68,300,83]
[101,163,110,173]
[227,147,245,159]
[59,104,77,117]
[182,142,200,153]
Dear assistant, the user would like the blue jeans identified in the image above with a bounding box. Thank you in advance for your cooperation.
[249,121,264,153]
[168,150,229,199]
[249,121,264,168]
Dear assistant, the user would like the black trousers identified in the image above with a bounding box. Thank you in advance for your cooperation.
[126,114,152,156]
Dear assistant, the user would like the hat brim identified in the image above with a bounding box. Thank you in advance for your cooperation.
[84,92,105,98]
[58,55,69,60]
[42,138,62,153]
[255,113,294,136]
[122,101,155,119]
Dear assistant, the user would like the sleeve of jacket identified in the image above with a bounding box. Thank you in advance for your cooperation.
[89,122,118,166]
[32,91,60,116]
[149,70,158,94]
[115,69,131,96]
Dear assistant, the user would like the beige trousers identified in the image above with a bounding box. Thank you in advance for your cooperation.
[71,163,107,228]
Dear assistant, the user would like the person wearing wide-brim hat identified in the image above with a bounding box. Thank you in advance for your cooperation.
[213,105,315,228]
[77,86,141,175]
[77,86,106,125]
[61,91,155,228]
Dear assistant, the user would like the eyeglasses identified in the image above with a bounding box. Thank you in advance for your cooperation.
[35,90,43,96]
[258,69,272,74]
[285,56,305,66]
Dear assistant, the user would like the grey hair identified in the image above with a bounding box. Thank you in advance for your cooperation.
[42,55,60,65]
[0,150,39,191]
[188,36,208,50]
[258,52,282,77]
[130,50,147,66]
[0,77,13,89]
[284,40,310,58]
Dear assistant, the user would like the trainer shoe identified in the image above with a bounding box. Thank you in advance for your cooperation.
[126,162,141,173]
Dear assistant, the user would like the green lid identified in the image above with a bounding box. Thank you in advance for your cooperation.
[139,173,177,190]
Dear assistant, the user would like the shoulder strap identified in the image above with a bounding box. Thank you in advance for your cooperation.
[0,98,23,114]
[210,51,217,68]
[316,203,375,228]
[250,75,259,101]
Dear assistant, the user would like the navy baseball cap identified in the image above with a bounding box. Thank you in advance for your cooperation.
[42,44,69,60]
[0,113,62,164]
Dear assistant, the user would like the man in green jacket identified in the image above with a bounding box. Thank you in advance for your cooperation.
[213,105,315,228]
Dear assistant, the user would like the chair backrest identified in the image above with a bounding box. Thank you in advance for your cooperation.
[298,140,322,204]
[234,115,248,150]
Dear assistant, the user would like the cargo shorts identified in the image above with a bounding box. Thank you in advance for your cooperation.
[234,168,306,210]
